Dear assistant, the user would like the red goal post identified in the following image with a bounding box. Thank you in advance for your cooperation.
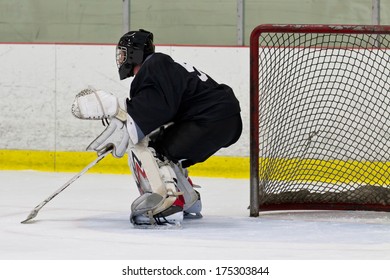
[249,24,390,217]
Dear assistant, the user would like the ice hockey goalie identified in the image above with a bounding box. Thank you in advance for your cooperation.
[71,28,242,227]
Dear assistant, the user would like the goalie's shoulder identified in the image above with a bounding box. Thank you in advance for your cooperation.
[143,52,174,68]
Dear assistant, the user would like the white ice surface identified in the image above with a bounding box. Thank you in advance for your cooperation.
[2,170,390,260]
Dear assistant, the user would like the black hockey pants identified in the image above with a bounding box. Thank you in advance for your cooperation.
[150,114,242,168]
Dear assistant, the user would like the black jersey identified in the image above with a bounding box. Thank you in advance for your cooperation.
[126,53,241,136]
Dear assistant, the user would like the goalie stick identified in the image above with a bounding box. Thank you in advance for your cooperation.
[21,149,112,224]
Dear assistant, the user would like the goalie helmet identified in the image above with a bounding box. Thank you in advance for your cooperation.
[116,29,155,80]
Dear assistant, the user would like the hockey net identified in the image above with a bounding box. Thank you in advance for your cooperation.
[249,24,390,216]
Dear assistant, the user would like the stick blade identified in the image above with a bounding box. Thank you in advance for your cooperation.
[21,210,38,224]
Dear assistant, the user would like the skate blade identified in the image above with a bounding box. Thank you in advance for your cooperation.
[184,212,203,219]
[132,222,182,230]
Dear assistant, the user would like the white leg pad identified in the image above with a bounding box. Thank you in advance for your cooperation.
[128,139,181,222]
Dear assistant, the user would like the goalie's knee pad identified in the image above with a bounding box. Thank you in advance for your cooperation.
[128,140,183,225]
